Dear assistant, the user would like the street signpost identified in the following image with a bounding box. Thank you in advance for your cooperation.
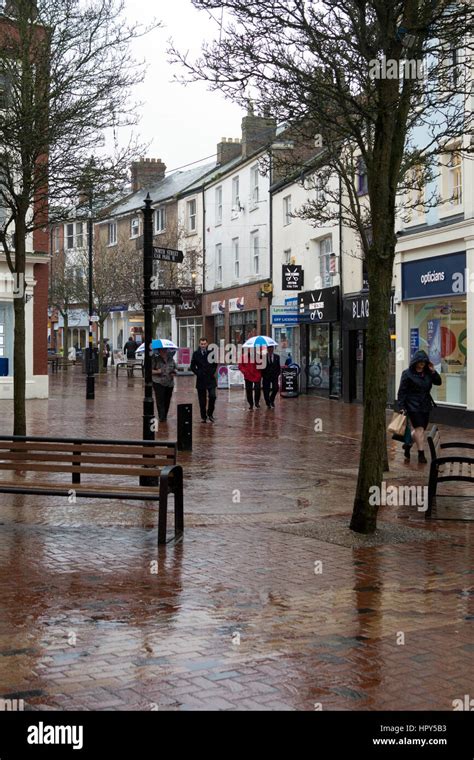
[150,287,184,306]
[152,247,184,263]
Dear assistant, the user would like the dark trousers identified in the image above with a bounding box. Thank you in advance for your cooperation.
[263,377,278,406]
[153,383,173,422]
[198,386,216,419]
[245,380,261,408]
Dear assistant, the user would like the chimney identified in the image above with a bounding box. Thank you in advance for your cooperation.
[131,158,167,192]
[216,137,242,166]
[241,107,276,159]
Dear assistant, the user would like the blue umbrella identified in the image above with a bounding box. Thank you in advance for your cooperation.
[243,335,277,348]
[151,339,178,350]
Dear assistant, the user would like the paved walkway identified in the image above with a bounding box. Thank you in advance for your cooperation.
[0,369,472,710]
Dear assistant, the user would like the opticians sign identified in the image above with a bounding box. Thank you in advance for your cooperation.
[402,252,466,300]
[211,300,226,314]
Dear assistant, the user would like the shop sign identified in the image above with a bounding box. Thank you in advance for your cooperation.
[229,297,245,312]
[343,291,396,329]
[410,328,419,359]
[298,287,339,323]
[402,252,466,300]
[176,293,202,317]
[282,265,304,291]
[271,304,299,325]
[211,300,226,314]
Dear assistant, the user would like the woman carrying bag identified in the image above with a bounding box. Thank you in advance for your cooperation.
[396,349,442,463]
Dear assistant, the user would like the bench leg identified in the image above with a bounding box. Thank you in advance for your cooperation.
[426,466,437,519]
[158,473,169,545]
[173,466,184,538]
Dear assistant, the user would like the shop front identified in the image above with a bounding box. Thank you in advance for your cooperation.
[202,284,270,349]
[342,291,396,405]
[176,294,203,367]
[298,286,341,396]
[271,297,299,365]
[400,251,468,421]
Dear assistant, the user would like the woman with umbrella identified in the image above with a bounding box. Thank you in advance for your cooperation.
[151,339,178,423]
[239,335,276,410]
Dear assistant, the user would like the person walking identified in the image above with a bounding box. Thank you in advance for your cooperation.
[102,340,110,370]
[261,346,281,409]
[123,336,137,360]
[190,337,218,423]
[397,349,442,463]
[152,348,177,423]
[239,351,262,410]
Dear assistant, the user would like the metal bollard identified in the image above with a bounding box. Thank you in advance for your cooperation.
[177,403,192,451]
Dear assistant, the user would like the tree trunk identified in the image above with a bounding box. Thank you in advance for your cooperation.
[63,314,69,358]
[12,216,27,437]
[350,256,393,533]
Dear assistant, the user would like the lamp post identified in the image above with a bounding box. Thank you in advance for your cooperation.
[142,193,154,442]
[86,197,95,400]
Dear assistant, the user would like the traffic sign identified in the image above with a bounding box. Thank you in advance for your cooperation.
[152,247,184,263]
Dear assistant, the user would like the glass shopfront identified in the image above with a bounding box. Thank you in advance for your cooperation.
[179,317,203,352]
[298,286,341,396]
[402,251,467,407]
[214,314,225,344]
[229,310,257,345]
[407,297,467,405]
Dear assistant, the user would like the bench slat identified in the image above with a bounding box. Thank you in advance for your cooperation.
[0,479,161,494]
[0,462,162,477]
[0,452,173,467]
[0,441,175,458]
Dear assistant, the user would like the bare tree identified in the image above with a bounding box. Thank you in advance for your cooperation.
[169,0,473,533]
[0,0,159,434]
[48,254,87,359]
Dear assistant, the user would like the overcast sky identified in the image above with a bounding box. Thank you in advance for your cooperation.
[123,0,243,174]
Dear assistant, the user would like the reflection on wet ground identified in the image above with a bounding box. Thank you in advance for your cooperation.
[0,369,472,710]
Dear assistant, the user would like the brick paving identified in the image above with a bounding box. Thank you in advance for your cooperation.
[0,368,472,710]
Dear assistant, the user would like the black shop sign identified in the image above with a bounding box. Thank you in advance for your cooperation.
[343,291,396,330]
[282,265,304,291]
[298,286,340,323]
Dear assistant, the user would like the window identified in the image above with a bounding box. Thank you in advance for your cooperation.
[251,231,259,275]
[283,195,292,225]
[75,222,84,249]
[108,221,117,246]
[155,206,166,233]
[319,236,333,287]
[187,199,197,232]
[448,151,462,205]
[283,248,292,264]
[232,238,239,279]
[405,164,425,223]
[130,217,140,238]
[216,243,222,283]
[232,176,240,210]
[53,227,60,253]
[357,157,368,195]
[215,186,222,225]
[250,165,259,207]
[315,174,326,204]
[66,223,74,249]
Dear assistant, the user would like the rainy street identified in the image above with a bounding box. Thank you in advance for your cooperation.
[0,369,472,711]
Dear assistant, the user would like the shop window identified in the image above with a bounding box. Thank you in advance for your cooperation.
[407,298,467,405]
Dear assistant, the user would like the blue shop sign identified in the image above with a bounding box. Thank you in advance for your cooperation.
[402,252,466,300]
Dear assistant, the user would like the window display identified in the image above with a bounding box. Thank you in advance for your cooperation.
[407,297,467,405]
[308,324,330,389]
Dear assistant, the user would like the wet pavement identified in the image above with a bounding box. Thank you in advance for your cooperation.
[0,367,472,711]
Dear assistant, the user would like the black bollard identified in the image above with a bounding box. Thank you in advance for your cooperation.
[177,404,192,451]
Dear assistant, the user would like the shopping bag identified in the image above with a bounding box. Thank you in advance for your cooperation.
[387,411,407,436]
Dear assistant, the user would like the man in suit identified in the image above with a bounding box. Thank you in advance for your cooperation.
[190,337,218,423]
[261,346,281,409]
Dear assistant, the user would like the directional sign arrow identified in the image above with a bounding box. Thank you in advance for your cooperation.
[152,247,184,263]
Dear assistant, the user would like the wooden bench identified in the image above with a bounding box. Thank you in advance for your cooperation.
[426,425,474,518]
[116,361,144,378]
[0,435,183,545]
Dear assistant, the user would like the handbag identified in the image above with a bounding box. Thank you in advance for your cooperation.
[387,411,407,436]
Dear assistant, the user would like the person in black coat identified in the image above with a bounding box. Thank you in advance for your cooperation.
[397,349,442,463]
[261,346,281,408]
[190,337,218,423]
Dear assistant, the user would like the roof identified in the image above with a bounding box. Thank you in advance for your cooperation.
[104,161,218,219]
